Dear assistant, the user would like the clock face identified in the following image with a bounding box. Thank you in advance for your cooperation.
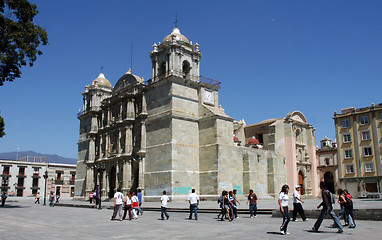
[203,89,214,104]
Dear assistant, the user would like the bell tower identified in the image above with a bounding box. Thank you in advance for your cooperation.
[150,28,201,82]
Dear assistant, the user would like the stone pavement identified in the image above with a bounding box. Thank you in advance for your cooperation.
[0,198,381,240]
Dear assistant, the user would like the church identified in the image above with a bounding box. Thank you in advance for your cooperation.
[75,27,319,200]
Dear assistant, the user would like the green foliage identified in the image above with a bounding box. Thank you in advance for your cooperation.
[0,115,5,138]
[0,0,48,85]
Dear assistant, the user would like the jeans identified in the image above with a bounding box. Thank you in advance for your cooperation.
[161,206,169,219]
[313,207,343,231]
[189,203,198,220]
[292,203,306,221]
[280,206,290,232]
[249,204,257,217]
[111,204,123,220]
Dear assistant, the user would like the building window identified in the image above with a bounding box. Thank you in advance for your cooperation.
[2,166,10,175]
[360,115,369,125]
[341,119,350,128]
[56,171,62,181]
[364,162,375,173]
[325,158,330,165]
[344,149,353,159]
[345,164,355,174]
[343,134,351,143]
[361,131,371,141]
[33,167,39,176]
[363,147,373,157]
[18,167,25,176]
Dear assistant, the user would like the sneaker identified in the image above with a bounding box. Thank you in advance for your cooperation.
[349,226,355,228]
[285,232,290,235]
[236,216,239,219]
[292,219,298,222]
[337,229,343,233]
[166,215,169,220]
[250,216,254,219]
[280,230,285,235]
[254,215,257,218]
[311,227,317,232]
[303,218,309,221]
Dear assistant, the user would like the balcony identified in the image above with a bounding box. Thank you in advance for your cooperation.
[55,179,64,185]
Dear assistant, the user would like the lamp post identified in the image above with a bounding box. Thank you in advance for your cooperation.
[43,170,48,206]
[94,161,106,210]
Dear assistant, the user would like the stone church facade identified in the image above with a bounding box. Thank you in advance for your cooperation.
[75,28,319,200]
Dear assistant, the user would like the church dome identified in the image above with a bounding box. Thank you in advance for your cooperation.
[92,73,111,87]
[112,69,144,94]
[248,138,260,145]
[162,28,190,44]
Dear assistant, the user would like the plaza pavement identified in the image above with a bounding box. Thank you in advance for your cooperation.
[0,197,381,240]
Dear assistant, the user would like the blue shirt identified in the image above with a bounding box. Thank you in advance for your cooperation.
[137,192,142,203]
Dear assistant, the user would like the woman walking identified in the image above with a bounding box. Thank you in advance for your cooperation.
[278,185,290,235]
[123,192,132,220]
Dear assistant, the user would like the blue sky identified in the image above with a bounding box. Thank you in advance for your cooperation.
[1,0,382,159]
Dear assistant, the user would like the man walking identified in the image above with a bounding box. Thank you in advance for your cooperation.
[161,190,170,220]
[35,192,40,204]
[110,188,124,221]
[188,189,199,220]
[312,182,344,233]
[246,189,257,218]
[292,185,307,221]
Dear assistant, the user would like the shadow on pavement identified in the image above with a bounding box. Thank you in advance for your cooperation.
[266,232,284,235]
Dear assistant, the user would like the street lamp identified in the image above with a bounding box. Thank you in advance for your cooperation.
[94,161,106,210]
[43,170,48,206]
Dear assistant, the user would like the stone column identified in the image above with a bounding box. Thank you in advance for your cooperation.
[125,126,133,155]
[140,120,146,152]
[141,93,147,114]
[99,134,103,158]
[138,157,144,190]
[85,166,94,193]
[89,138,95,162]
[105,133,110,158]
[127,100,134,119]
[122,159,132,192]
[103,170,108,198]
[118,129,122,155]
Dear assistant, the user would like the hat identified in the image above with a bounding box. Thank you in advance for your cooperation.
[295,185,301,189]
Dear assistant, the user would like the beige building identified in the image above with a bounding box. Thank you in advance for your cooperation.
[334,103,382,197]
[242,112,319,196]
[0,159,76,198]
[76,28,320,200]
[316,137,339,194]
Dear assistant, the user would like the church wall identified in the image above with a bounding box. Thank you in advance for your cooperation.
[217,145,244,195]
[272,122,288,194]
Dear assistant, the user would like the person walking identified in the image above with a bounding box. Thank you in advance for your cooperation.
[338,189,355,228]
[122,192,132,220]
[35,192,40,204]
[89,192,93,204]
[311,181,344,233]
[344,189,356,227]
[131,192,139,219]
[160,190,170,220]
[232,189,241,219]
[137,189,143,215]
[246,189,257,218]
[222,190,232,221]
[292,185,307,221]
[49,191,55,207]
[278,185,290,235]
[1,191,7,207]
[188,188,199,220]
[56,194,60,204]
[110,188,124,221]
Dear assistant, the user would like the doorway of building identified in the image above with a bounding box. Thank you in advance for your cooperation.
[324,171,335,194]
[109,166,116,198]
[298,171,304,195]
[56,186,61,197]
[365,183,378,193]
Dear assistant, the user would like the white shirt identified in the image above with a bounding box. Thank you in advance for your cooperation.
[278,192,289,207]
[114,192,124,205]
[131,195,138,203]
[188,193,199,204]
[161,195,169,207]
[125,196,131,205]
[293,190,301,204]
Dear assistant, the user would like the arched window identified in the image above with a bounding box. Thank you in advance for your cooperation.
[182,60,191,79]
[159,62,166,77]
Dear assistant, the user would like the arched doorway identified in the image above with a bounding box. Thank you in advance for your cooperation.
[109,166,116,198]
[298,171,304,195]
[324,171,335,194]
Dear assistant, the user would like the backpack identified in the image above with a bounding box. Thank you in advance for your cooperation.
[344,194,353,208]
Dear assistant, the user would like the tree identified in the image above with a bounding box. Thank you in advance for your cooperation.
[0,115,5,138]
[0,0,48,86]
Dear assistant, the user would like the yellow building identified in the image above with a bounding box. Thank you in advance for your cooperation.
[334,103,382,198]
